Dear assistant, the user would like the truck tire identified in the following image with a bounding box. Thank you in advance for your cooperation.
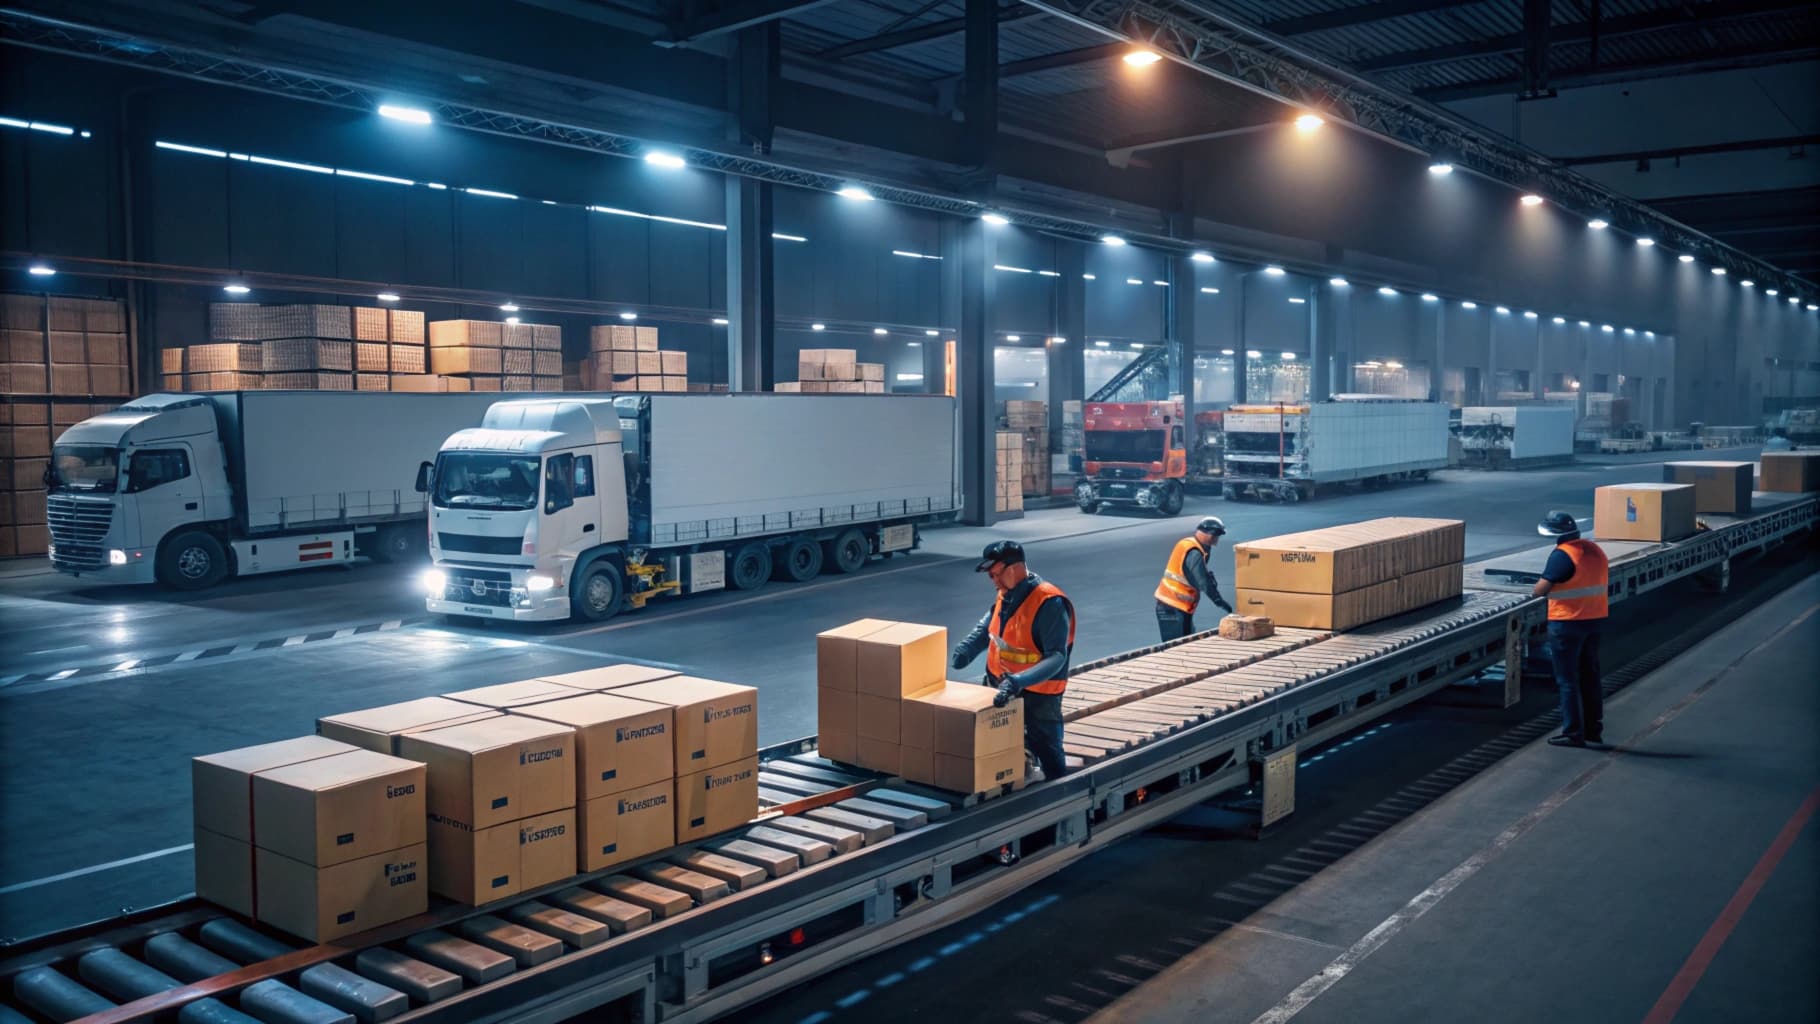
[773,538,823,583]
[368,523,427,564]
[1074,481,1099,514]
[157,530,229,590]
[572,562,623,622]
[824,529,868,574]
[730,542,772,590]
[1157,482,1184,516]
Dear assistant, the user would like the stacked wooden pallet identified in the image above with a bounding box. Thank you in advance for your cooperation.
[428,318,564,393]
[581,325,688,392]
[775,349,885,393]
[165,303,492,393]
[1,293,131,399]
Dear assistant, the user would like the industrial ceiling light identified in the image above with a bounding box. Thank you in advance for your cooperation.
[1767,288,1779,296]
[1675,254,1695,264]
[1553,316,1566,324]
[1123,49,1162,67]
[1288,297,1306,304]
[643,150,686,170]
[1330,277,1348,287]
[377,104,432,125]
[1427,162,1454,176]
[1082,273,1096,280]
[376,292,400,302]
[27,263,54,276]
[1005,334,1020,342]
[1588,218,1609,230]
[1461,300,1477,309]
[836,186,875,201]
[907,341,921,347]
[1048,337,1066,345]
[1101,234,1126,246]
[1421,293,1438,302]
[925,329,939,336]
[1636,237,1656,248]
[1623,328,1636,335]
[1246,349,1262,358]
[1294,114,1324,133]
[1741,280,1755,288]
[712,317,728,326]
[1129,342,1145,350]
[1809,304,1818,311]
[982,212,1010,226]
[1094,340,1111,347]
[1264,265,1286,276]
[1378,286,1396,296]
[223,283,250,295]
[1200,287,1220,294]
[1579,320,1591,327]
[1602,324,1614,332]
[1153,280,1169,287]
[1496,306,1511,315]
[1192,252,1216,263]
[1524,311,1538,319]
[1281,352,1297,360]
[619,312,638,321]
[875,327,889,335]
[1221,349,1235,356]
[500,303,520,312]
[1519,194,1543,207]
[1126,278,1145,285]
[811,323,826,331]
[1711,267,1727,276]
[1791,296,1802,305]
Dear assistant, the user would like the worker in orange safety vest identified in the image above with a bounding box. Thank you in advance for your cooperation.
[1154,516,1232,641]
[1532,509,1610,748]
[950,540,1074,781]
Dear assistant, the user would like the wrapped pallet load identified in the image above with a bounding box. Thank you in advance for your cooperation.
[1233,517,1465,631]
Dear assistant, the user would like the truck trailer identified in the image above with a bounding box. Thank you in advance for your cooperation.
[422,393,958,623]
[44,391,506,588]
[1222,397,1449,501]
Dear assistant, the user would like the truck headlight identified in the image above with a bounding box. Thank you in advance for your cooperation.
[109,549,127,565]
[526,573,557,593]
[421,569,447,596]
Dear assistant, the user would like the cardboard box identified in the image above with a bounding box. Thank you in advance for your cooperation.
[428,320,503,348]
[430,346,503,376]
[397,717,576,831]
[636,351,663,375]
[251,750,426,866]
[2,329,41,363]
[3,364,48,396]
[816,618,896,691]
[1662,462,1753,515]
[390,345,426,374]
[1219,615,1275,641]
[1760,452,1820,493]
[858,363,884,382]
[262,339,352,373]
[511,693,675,801]
[426,809,575,906]
[857,736,901,776]
[827,382,865,394]
[634,326,659,352]
[578,779,675,872]
[1234,518,1465,594]
[930,746,1023,794]
[9,458,48,491]
[356,342,390,372]
[900,744,935,786]
[901,683,1022,757]
[857,694,902,743]
[673,755,758,843]
[389,374,446,394]
[502,323,534,349]
[50,363,88,396]
[444,679,586,710]
[192,736,358,843]
[48,331,85,364]
[193,827,255,917]
[354,306,390,342]
[317,697,501,754]
[533,324,561,351]
[1593,483,1697,543]
[816,687,859,764]
[610,677,757,771]
[356,373,390,392]
[661,351,687,375]
[255,843,428,942]
[1235,563,1463,631]
[854,623,946,699]
[15,523,49,555]
[661,376,687,393]
[536,663,680,692]
[774,381,802,393]
[389,309,426,345]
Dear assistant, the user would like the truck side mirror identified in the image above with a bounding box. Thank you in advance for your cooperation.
[415,461,432,494]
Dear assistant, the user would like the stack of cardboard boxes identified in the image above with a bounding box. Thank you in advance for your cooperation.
[1004,400,1051,498]
[1,399,118,558]
[171,303,465,392]
[995,431,1025,514]
[192,736,429,942]
[583,325,688,392]
[1592,483,1696,542]
[1233,518,1465,631]
[815,619,1026,794]
[352,307,433,392]
[1760,451,1820,493]
[2,294,131,399]
[429,319,564,393]
[776,349,886,393]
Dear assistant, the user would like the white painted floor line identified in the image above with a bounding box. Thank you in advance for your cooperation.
[0,844,194,895]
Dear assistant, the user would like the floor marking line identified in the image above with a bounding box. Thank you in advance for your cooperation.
[0,844,195,895]
[1641,785,1820,1024]
[1249,601,1819,1024]
[1208,919,1345,953]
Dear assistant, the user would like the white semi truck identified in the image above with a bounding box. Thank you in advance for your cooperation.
[1221,396,1449,501]
[45,391,506,587]
[421,393,958,623]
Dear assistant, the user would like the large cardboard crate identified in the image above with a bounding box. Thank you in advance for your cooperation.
[188,343,263,373]
[1235,562,1463,631]
[533,324,561,351]
[431,347,504,376]
[1662,461,1753,515]
[263,339,353,372]
[354,307,390,342]
[388,309,426,345]
[390,345,426,374]
[502,323,536,349]
[266,304,352,340]
[265,372,352,391]
[429,320,504,349]
[1233,518,1465,595]
[1759,452,1820,493]
[356,342,391,372]
[1593,483,1696,542]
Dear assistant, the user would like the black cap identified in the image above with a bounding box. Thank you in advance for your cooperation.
[975,539,1026,572]
[1196,516,1227,537]
[1537,510,1580,538]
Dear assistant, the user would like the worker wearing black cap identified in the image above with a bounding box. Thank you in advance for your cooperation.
[950,540,1075,782]
[1532,510,1610,748]
[1154,516,1233,641]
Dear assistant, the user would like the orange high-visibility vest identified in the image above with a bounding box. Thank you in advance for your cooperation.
[1547,539,1610,621]
[1155,537,1205,613]
[987,581,1075,695]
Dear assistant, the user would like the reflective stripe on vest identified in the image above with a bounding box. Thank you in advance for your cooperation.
[1155,537,1204,613]
[986,580,1076,695]
[1548,539,1610,621]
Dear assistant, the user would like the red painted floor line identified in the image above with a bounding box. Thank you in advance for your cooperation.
[1641,785,1820,1024]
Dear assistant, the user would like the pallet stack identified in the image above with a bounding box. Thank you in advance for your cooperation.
[1004,400,1051,497]
[995,431,1025,514]
[583,325,688,392]
[2,294,132,400]
[429,318,564,393]
[1,399,124,557]
[1232,518,1466,631]
[775,349,885,393]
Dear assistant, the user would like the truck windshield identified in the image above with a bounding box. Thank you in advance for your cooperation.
[433,453,541,510]
[51,445,120,492]
[1085,430,1165,463]
[1226,431,1301,455]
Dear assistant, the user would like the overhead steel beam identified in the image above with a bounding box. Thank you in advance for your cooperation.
[1417,44,1820,101]
[1557,134,1820,167]
[963,0,1000,175]
[997,40,1123,78]
[1262,0,1472,37]
[1019,0,1810,295]
[816,4,1040,61]
[657,0,840,45]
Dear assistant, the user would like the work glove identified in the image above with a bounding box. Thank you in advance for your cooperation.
[993,675,1021,708]
[1215,597,1233,614]
[950,647,972,671]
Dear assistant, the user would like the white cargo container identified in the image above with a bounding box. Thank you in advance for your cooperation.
[45,391,507,587]
[424,393,958,623]
[1458,405,1576,465]
[1221,397,1449,501]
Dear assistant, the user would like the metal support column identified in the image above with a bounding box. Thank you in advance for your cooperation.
[1168,250,1196,420]
[1234,277,1249,404]
[1051,242,1087,442]
[1522,0,1554,99]
[959,220,998,526]
[1311,283,1332,402]
[725,23,777,392]
[1533,318,1546,399]
[962,0,999,182]
[1432,299,1445,402]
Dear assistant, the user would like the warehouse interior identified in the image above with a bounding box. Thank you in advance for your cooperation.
[1,2,1818,1023]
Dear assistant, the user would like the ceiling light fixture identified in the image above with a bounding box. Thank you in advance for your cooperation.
[27,264,55,277]
[619,312,638,321]
[1588,218,1609,230]
[1294,114,1324,133]
[1520,194,1543,207]
[1192,252,1215,263]
[643,151,686,170]
[1427,162,1454,176]
[982,212,1009,226]
[377,104,432,125]
[376,292,399,302]
[1636,237,1656,248]
[1679,254,1695,263]
[500,303,520,312]
[1123,49,1162,67]
[836,186,875,201]
[1102,234,1126,246]
[223,283,250,295]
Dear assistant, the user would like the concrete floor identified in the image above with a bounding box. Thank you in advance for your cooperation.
[0,445,1793,949]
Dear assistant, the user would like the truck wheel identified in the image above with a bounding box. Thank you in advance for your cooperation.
[1283,485,1302,504]
[1158,482,1185,516]
[773,538,823,583]
[368,523,426,564]
[730,542,772,590]
[572,563,623,622]
[157,531,229,590]
[1074,481,1099,514]
[824,529,868,574]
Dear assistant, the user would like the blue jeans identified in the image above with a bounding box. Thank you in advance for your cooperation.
[1156,601,1194,642]
[1021,691,1069,780]
[1548,621,1604,741]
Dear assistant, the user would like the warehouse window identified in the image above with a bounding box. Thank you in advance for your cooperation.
[126,449,190,492]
